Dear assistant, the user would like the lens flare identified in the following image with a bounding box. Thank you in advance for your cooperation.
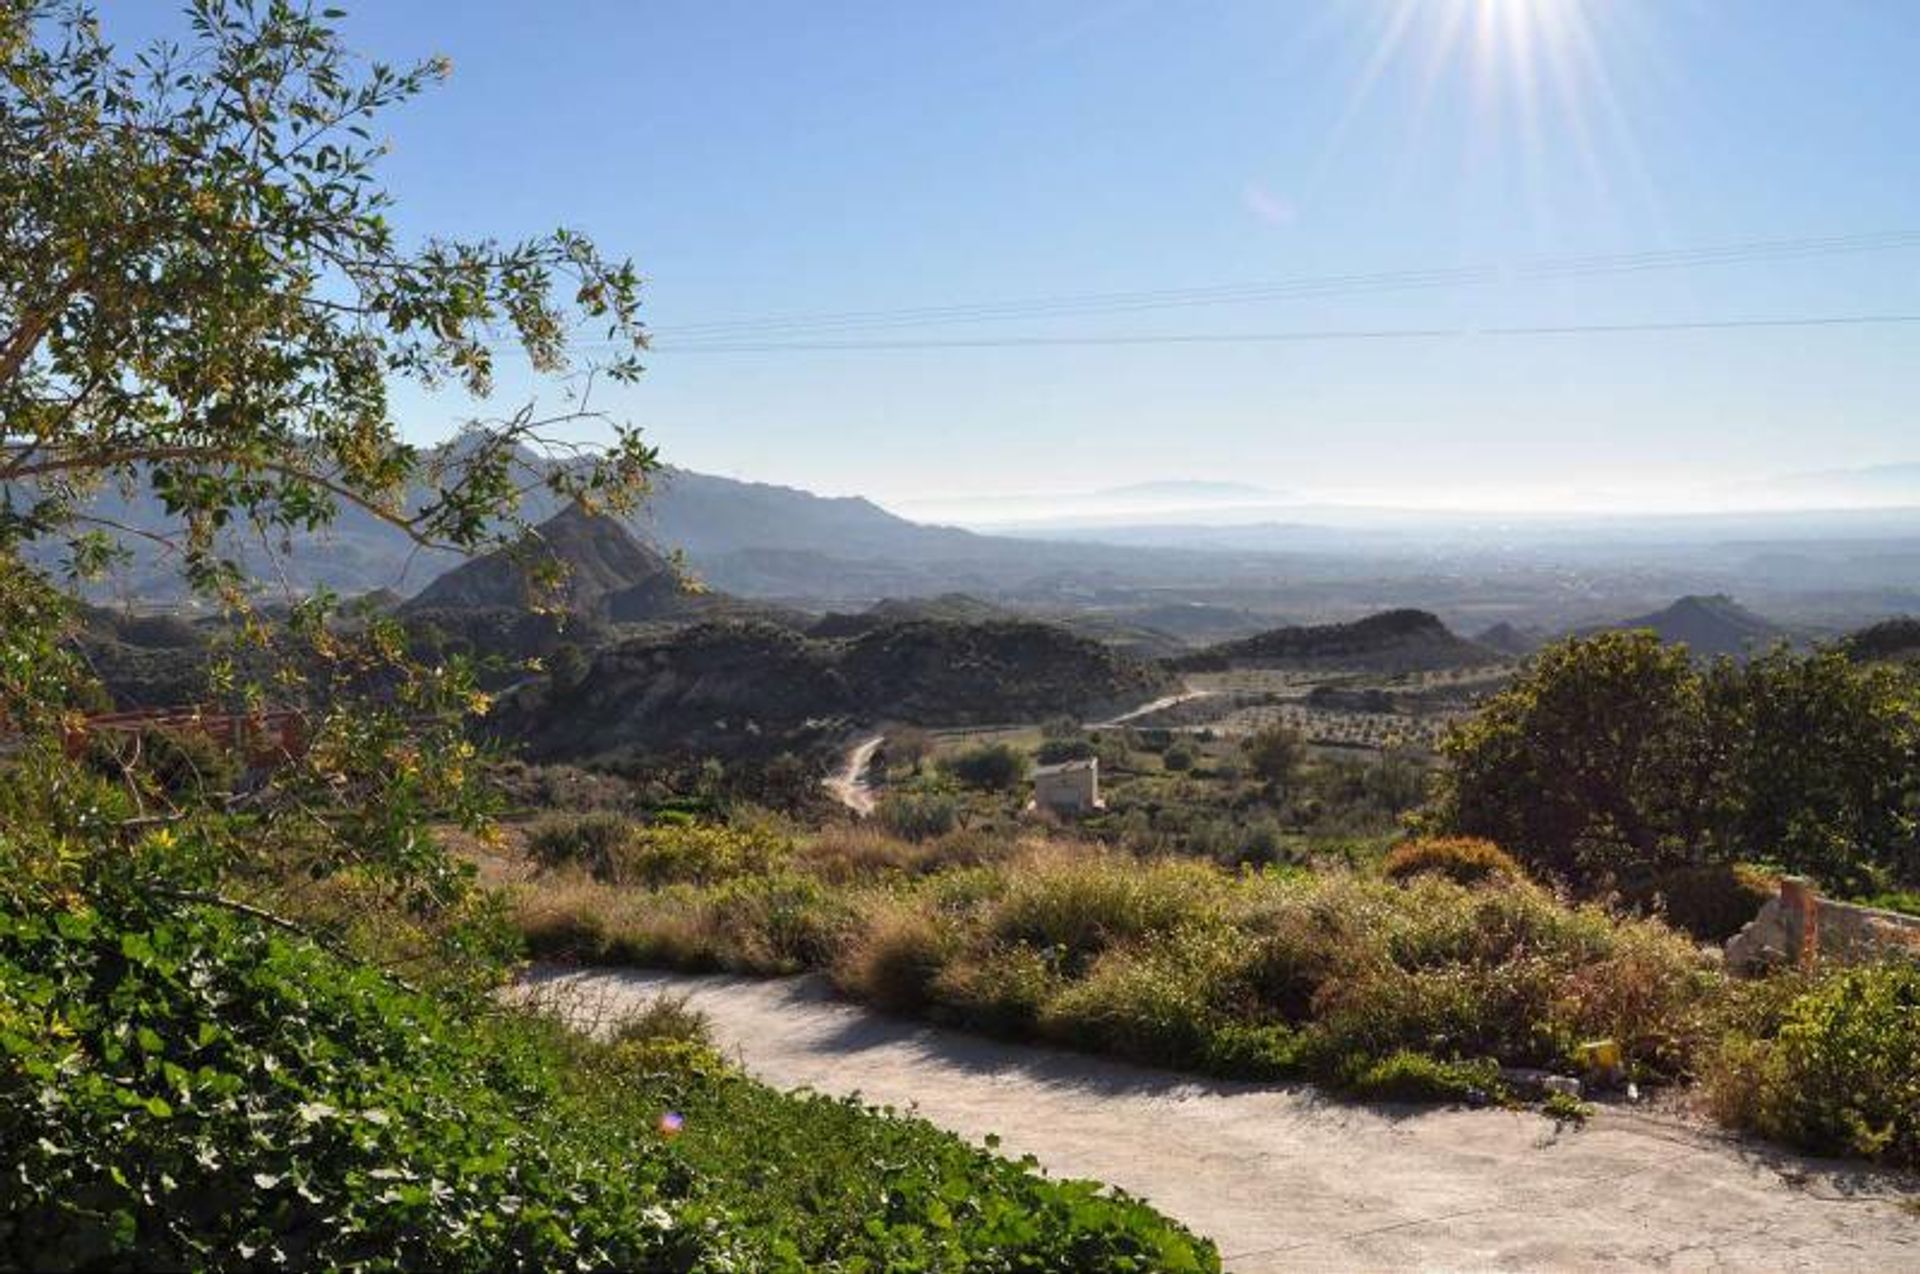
[1311,0,1656,227]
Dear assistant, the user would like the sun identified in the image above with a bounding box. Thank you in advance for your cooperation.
[1316,0,1651,218]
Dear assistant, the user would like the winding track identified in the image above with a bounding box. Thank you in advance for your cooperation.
[532,966,1918,1273]
[822,733,884,815]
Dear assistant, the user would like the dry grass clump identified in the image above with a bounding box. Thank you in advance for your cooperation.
[1380,836,1523,887]
[512,868,852,975]
[525,811,633,876]
[799,826,1014,883]
[832,897,959,1012]
[985,845,1227,971]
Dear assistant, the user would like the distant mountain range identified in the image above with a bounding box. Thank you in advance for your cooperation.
[21,454,1269,609]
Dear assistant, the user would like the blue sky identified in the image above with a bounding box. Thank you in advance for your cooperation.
[125,2,1920,511]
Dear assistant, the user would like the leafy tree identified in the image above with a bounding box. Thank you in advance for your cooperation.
[0,0,655,900]
[1036,735,1095,765]
[1161,740,1197,772]
[2,0,653,589]
[1242,722,1306,795]
[1709,647,1919,890]
[1431,633,1715,881]
[941,741,1028,792]
[885,725,933,775]
[1432,633,1920,890]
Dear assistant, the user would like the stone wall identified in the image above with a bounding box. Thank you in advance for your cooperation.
[1725,876,1920,973]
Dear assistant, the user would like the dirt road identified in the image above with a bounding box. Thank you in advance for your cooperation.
[1094,688,1217,728]
[822,734,883,815]
[534,966,1917,1273]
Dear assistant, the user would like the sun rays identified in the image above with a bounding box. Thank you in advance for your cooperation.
[1306,0,1658,231]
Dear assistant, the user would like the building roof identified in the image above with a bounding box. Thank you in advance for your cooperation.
[1031,757,1098,778]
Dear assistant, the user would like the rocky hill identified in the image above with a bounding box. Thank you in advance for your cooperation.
[500,618,1175,759]
[404,504,697,619]
[1176,608,1497,672]
[1474,621,1548,658]
[1590,594,1785,659]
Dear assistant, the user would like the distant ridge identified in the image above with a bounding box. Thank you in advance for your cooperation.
[1176,608,1497,672]
[808,593,1013,638]
[1591,594,1784,659]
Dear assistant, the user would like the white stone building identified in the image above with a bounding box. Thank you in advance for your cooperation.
[1030,757,1101,814]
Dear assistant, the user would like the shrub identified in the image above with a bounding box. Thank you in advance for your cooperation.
[85,725,237,802]
[0,897,708,1270]
[511,874,617,958]
[1337,1050,1503,1104]
[1381,837,1524,888]
[1040,923,1243,1069]
[608,821,781,887]
[1037,737,1096,765]
[801,825,929,879]
[1161,742,1197,772]
[987,850,1223,971]
[1243,723,1306,790]
[835,902,958,1012]
[526,810,633,875]
[875,789,960,840]
[608,992,712,1049]
[0,882,1217,1271]
[695,873,852,974]
[1704,961,1920,1167]
[941,742,1029,792]
[929,946,1064,1037]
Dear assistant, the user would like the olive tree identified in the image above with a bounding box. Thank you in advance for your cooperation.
[0,0,655,903]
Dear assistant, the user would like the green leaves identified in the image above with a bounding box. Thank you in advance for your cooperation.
[2,0,656,577]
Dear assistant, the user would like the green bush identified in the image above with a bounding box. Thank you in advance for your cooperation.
[1039,923,1243,1069]
[987,852,1223,972]
[1381,836,1524,888]
[1433,634,1920,890]
[1705,961,1920,1167]
[875,789,960,841]
[1336,1050,1503,1104]
[1036,737,1095,765]
[85,725,238,802]
[526,810,633,876]
[941,742,1029,792]
[0,898,708,1270]
[0,882,1218,1270]
[610,821,782,887]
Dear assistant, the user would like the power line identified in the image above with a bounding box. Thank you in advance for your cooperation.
[639,312,1920,354]
[650,230,1920,344]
